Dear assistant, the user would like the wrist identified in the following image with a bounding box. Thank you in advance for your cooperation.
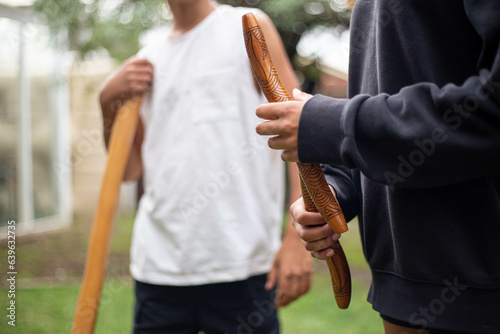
[298,95,348,164]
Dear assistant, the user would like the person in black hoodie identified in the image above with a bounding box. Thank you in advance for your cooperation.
[255,1,500,333]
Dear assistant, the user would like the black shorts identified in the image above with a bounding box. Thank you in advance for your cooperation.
[134,274,279,334]
[381,314,475,334]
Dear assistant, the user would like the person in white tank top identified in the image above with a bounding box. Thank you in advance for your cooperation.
[98,0,312,333]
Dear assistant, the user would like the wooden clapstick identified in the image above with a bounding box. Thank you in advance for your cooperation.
[72,95,142,334]
[242,13,351,309]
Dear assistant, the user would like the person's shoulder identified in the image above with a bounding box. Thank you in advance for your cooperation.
[136,27,170,63]
[217,4,262,20]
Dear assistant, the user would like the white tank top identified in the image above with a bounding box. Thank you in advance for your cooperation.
[130,5,285,285]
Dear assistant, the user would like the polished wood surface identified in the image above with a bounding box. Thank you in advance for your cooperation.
[243,13,351,309]
[72,95,142,333]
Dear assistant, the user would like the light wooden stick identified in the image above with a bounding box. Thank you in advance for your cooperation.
[242,13,351,309]
[72,95,142,334]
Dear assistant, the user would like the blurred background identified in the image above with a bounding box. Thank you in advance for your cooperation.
[0,0,382,333]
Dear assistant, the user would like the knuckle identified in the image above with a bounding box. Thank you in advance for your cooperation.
[255,105,264,117]
[268,137,276,149]
[293,211,305,224]
[304,242,316,252]
[282,150,292,162]
[282,119,294,134]
[311,251,322,260]
[255,123,262,134]
[286,136,297,148]
[295,228,305,240]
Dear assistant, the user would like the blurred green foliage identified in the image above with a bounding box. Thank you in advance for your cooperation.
[219,0,351,57]
[33,0,351,63]
[33,0,165,61]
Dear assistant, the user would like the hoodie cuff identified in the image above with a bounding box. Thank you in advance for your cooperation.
[297,95,348,164]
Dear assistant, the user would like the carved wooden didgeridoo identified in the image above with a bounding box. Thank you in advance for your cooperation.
[242,13,351,309]
[72,95,142,334]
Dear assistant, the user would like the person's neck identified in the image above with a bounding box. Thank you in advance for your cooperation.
[168,0,218,38]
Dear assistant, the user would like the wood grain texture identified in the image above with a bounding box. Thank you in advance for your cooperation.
[72,95,142,333]
[243,13,351,309]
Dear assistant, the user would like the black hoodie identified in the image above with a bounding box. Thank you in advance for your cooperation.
[298,1,500,332]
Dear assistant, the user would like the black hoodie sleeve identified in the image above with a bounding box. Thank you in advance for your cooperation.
[321,164,360,223]
[298,1,500,190]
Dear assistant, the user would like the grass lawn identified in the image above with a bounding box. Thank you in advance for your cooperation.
[0,215,384,333]
[0,274,383,334]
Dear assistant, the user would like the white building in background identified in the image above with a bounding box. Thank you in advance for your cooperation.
[296,24,350,98]
[0,1,349,238]
[0,2,73,237]
[0,1,137,238]
[297,24,350,82]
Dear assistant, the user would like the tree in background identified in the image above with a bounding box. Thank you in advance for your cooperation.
[34,0,166,62]
[219,0,351,91]
[34,0,351,90]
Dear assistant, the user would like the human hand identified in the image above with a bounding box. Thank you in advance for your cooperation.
[265,225,313,308]
[291,196,341,260]
[100,57,154,105]
[115,57,154,97]
[255,89,313,162]
[99,57,153,152]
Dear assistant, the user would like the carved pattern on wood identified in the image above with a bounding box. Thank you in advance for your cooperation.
[244,26,291,103]
[243,13,351,309]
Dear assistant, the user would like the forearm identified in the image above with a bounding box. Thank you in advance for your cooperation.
[299,2,500,189]
[99,83,121,149]
[99,95,144,181]
[122,116,143,182]
[282,216,303,246]
[299,72,500,189]
[98,57,153,181]
[282,162,302,237]
[322,164,360,223]
[99,78,145,182]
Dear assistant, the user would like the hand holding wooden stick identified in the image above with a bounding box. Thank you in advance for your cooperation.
[242,13,351,309]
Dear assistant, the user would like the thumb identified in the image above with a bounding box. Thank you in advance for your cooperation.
[266,262,278,290]
[292,88,313,102]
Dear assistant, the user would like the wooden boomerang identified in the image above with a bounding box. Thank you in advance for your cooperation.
[242,13,351,309]
[72,95,142,334]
